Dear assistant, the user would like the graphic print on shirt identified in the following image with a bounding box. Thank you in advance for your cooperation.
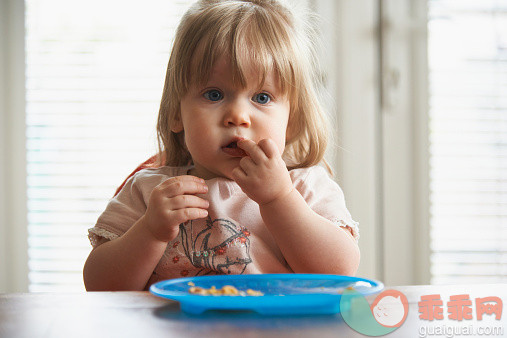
[179,216,252,275]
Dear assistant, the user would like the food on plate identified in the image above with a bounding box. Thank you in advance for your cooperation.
[188,284,264,296]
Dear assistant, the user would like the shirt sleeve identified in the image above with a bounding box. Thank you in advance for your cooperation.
[87,172,150,248]
[292,166,360,241]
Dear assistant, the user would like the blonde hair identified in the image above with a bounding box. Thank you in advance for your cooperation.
[157,0,331,172]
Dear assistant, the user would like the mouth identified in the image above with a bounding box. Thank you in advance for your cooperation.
[225,141,238,149]
[221,138,247,157]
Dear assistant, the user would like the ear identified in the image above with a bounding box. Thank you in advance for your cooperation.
[171,115,184,133]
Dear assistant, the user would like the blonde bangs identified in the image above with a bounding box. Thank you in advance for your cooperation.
[184,2,297,101]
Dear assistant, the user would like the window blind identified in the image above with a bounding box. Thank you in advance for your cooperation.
[25,0,195,292]
[428,0,507,284]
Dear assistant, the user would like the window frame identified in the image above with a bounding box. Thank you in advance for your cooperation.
[317,0,385,281]
[315,0,431,285]
[0,0,29,292]
[379,0,430,285]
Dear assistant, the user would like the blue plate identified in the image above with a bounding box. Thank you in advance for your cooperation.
[150,274,383,315]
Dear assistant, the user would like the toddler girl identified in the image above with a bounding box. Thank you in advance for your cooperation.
[84,0,360,291]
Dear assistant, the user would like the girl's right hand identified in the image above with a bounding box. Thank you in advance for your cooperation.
[141,175,209,243]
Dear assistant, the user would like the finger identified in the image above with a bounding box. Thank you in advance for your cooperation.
[231,166,247,182]
[159,177,208,198]
[168,195,209,210]
[159,175,206,192]
[163,175,205,185]
[237,139,267,164]
[239,156,256,173]
[171,208,208,225]
[258,138,279,158]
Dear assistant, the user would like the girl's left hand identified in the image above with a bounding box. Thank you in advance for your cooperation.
[231,138,293,206]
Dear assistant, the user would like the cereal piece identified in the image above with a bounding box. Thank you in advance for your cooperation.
[188,282,195,286]
[246,289,264,296]
[221,285,240,295]
[188,286,208,295]
[208,286,221,296]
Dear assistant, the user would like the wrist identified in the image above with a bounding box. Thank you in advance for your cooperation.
[258,187,297,209]
[135,215,178,244]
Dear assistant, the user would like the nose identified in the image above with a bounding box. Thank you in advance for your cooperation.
[223,100,251,128]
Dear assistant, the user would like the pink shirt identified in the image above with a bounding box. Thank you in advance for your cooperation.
[88,165,359,289]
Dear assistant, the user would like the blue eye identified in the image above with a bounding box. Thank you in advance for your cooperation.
[253,93,271,104]
[204,90,223,101]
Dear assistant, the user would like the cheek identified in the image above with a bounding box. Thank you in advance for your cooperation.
[185,127,213,151]
[181,113,214,145]
[266,123,288,154]
[275,115,290,146]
